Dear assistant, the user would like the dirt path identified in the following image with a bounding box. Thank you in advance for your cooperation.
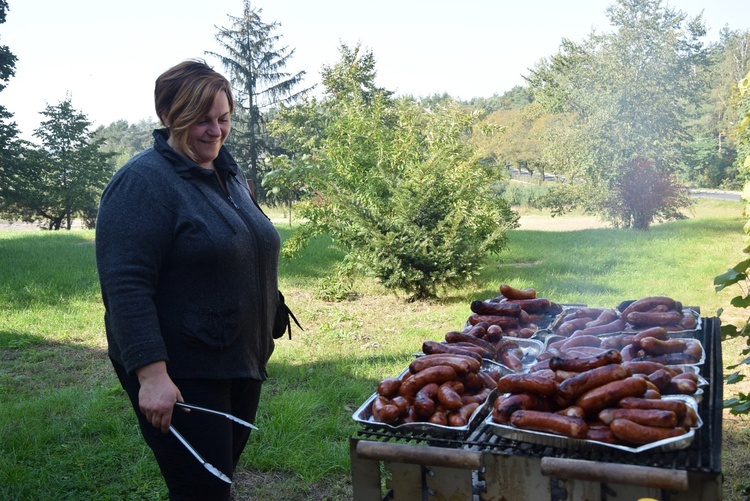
[517,214,610,231]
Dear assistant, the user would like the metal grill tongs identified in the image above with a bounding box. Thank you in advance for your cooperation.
[170,402,259,484]
[175,402,258,430]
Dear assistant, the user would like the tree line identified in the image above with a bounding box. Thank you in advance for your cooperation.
[1,0,749,298]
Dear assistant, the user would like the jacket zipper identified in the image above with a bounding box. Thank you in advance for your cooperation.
[217,171,269,344]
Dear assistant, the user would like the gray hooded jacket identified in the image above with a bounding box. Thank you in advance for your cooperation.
[96,129,280,380]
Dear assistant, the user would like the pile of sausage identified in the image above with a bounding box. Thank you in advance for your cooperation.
[552,296,698,338]
[493,349,700,446]
[467,284,563,338]
[543,325,704,370]
[366,289,703,440]
[371,353,501,427]
[421,328,529,372]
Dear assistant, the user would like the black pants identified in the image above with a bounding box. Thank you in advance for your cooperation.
[112,360,262,501]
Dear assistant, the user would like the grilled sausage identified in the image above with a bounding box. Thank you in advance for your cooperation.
[461,387,492,406]
[421,340,483,362]
[622,361,676,376]
[445,330,497,353]
[578,318,627,336]
[631,326,669,345]
[510,410,589,439]
[437,382,463,411]
[621,296,678,317]
[610,418,687,444]
[413,383,439,418]
[496,339,524,372]
[461,324,488,339]
[484,324,504,343]
[549,349,622,372]
[600,334,634,350]
[585,425,618,444]
[664,379,698,395]
[371,396,400,424]
[499,284,537,300]
[448,402,480,427]
[496,373,559,397]
[672,372,699,384]
[505,298,552,313]
[556,363,632,406]
[492,393,552,424]
[557,405,586,420]
[639,337,688,355]
[575,377,649,415]
[682,405,699,428]
[398,365,458,399]
[514,326,537,338]
[620,344,638,362]
[450,342,496,360]
[631,352,700,365]
[468,314,520,328]
[428,411,448,426]
[684,340,703,361]
[556,317,592,337]
[679,312,698,330]
[585,309,620,328]
[598,408,678,427]
[617,396,688,421]
[562,308,607,323]
[626,310,683,327]
[561,335,602,351]
[470,300,523,317]
[409,354,481,376]
[377,377,401,398]
[646,368,673,391]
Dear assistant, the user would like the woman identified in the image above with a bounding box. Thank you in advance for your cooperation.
[96,59,280,500]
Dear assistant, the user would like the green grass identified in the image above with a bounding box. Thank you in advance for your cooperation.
[1,198,748,500]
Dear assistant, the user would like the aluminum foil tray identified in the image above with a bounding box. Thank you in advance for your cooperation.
[418,338,545,372]
[485,395,701,454]
[627,338,706,366]
[352,363,503,438]
[539,335,705,366]
[546,306,701,339]
[507,338,544,370]
[352,389,497,438]
[462,300,569,338]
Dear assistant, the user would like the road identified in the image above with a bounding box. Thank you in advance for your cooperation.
[690,189,742,201]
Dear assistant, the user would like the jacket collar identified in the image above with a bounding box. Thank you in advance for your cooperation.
[152,128,239,180]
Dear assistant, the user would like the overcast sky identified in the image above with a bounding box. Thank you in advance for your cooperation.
[2,0,748,142]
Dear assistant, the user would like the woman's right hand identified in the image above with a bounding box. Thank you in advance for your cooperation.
[135,361,183,433]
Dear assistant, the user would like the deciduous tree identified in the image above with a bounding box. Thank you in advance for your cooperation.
[2,99,113,229]
[526,0,702,229]
[0,0,19,210]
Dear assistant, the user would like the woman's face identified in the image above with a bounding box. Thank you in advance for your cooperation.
[187,90,232,169]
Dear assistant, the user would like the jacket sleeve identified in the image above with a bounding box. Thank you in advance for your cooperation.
[96,168,175,375]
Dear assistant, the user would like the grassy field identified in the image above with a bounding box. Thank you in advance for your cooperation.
[1,197,749,500]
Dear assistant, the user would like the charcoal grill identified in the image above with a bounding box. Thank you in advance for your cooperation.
[350,317,723,500]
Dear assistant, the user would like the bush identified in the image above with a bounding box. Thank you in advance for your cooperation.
[285,97,520,300]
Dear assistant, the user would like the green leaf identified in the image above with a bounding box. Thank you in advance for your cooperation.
[721,323,741,339]
[725,372,745,384]
[730,400,750,414]
[728,355,750,369]
[724,397,741,408]
[714,268,746,291]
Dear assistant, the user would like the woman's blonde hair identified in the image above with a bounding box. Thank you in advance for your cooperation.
[154,59,235,161]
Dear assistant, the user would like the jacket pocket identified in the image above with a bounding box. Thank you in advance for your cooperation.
[181,308,240,350]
